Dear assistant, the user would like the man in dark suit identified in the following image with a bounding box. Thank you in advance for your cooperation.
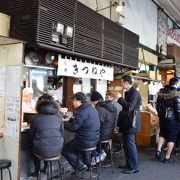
[117,75,141,174]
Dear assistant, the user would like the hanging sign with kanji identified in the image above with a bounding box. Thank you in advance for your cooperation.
[57,56,114,81]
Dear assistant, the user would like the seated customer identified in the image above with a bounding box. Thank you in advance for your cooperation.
[30,94,64,176]
[62,92,100,174]
[91,91,116,161]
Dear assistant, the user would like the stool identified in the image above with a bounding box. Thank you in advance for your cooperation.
[35,154,63,180]
[99,139,114,173]
[112,131,124,157]
[0,159,12,180]
[76,147,99,179]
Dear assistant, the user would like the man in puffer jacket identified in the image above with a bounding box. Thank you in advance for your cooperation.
[155,78,180,163]
[30,94,64,176]
[62,92,100,174]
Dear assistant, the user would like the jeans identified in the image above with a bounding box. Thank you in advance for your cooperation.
[62,139,91,170]
[122,133,139,169]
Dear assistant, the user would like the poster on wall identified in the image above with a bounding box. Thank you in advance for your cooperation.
[58,56,114,81]
[96,80,107,99]
[157,9,168,55]
[6,66,21,97]
[5,97,20,122]
[0,66,6,96]
[167,18,180,47]
[82,78,91,94]
[4,121,17,138]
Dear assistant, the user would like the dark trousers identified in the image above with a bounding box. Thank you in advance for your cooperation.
[62,139,91,170]
[122,133,139,169]
[33,155,48,175]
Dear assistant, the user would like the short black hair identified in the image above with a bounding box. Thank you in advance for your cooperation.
[122,75,132,85]
[169,78,179,86]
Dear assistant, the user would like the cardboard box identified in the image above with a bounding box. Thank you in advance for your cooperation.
[0,12,10,37]
[136,71,156,80]
[149,71,156,80]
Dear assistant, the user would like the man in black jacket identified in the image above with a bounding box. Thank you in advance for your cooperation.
[91,91,116,161]
[62,92,100,173]
[155,78,180,163]
[117,75,141,174]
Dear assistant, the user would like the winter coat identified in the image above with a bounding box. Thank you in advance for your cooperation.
[64,102,100,149]
[118,86,142,133]
[107,99,122,128]
[96,101,116,141]
[30,101,64,157]
[156,85,180,123]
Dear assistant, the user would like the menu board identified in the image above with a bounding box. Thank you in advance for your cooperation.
[6,66,21,97]
[0,66,6,96]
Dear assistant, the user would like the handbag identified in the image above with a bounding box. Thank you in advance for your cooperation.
[117,109,138,132]
[117,110,131,132]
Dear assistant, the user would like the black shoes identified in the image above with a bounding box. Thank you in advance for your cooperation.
[155,151,161,160]
[122,168,140,174]
[162,157,175,164]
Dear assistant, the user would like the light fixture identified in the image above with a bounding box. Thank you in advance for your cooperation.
[113,1,125,13]
[96,1,125,14]
[25,51,39,65]
[53,22,64,34]
[64,25,73,38]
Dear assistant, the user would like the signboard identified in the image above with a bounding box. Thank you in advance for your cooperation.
[58,56,114,81]
[167,18,180,47]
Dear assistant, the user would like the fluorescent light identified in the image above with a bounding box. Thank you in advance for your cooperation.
[65,26,73,38]
[56,23,64,34]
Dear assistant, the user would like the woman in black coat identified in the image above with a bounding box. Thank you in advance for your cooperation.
[30,94,64,176]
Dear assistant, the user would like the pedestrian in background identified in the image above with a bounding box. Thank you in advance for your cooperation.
[155,78,180,163]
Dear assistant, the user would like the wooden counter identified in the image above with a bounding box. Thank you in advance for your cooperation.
[135,111,159,148]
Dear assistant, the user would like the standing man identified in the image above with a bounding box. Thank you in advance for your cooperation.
[117,75,141,174]
[155,78,180,163]
[62,92,100,173]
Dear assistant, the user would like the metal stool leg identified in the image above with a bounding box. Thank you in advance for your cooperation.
[47,162,50,180]
[99,143,102,174]
[109,143,114,172]
[1,169,3,180]
[50,161,53,179]
[58,160,63,180]
[7,168,12,180]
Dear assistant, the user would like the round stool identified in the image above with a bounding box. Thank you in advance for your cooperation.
[0,159,12,180]
[76,147,99,179]
[99,139,114,173]
[35,154,63,180]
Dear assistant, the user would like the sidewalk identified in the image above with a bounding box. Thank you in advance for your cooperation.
[32,148,180,180]
[63,148,180,180]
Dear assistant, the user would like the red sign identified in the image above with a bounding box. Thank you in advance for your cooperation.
[167,25,180,44]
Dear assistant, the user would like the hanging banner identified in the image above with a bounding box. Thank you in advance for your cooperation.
[57,56,114,81]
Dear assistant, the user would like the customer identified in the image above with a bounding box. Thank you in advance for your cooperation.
[62,92,100,174]
[116,75,141,174]
[105,92,122,129]
[91,91,116,160]
[155,78,180,163]
[30,94,64,176]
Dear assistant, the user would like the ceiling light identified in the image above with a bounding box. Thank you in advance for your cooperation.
[113,1,125,13]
